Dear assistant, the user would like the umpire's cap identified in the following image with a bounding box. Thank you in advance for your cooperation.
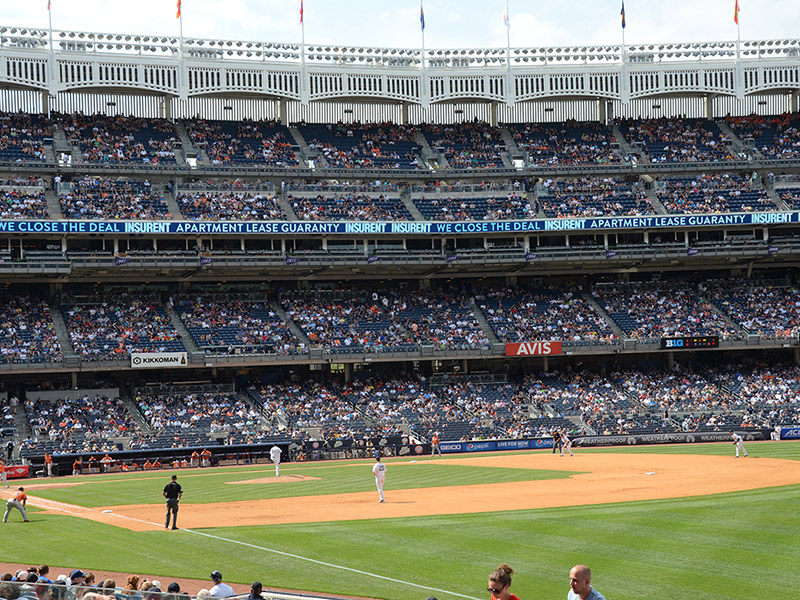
[210,571,222,582]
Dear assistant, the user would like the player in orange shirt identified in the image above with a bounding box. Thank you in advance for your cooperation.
[3,487,29,523]
[44,453,53,477]
[0,460,8,488]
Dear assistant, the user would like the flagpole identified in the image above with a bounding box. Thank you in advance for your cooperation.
[300,1,307,105]
[178,2,186,103]
[420,0,427,108]
[47,2,54,118]
[734,0,743,101]
[505,0,512,106]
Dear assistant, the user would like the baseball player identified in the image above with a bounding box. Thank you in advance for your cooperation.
[730,431,749,458]
[372,456,386,503]
[430,432,441,457]
[269,445,282,477]
[560,431,574,457]
[3,487,29,523]
[0,460,8,488]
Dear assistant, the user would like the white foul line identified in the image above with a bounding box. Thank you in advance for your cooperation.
[17,495,481,600]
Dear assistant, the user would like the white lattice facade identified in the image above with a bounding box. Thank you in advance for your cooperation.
[1,25,799,111]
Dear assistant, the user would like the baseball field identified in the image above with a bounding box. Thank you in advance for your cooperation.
[1,441,799,600]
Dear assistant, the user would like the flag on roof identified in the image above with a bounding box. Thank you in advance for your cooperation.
[620,0,626,29]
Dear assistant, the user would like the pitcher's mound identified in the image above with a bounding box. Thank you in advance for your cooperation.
[229,475,320,485]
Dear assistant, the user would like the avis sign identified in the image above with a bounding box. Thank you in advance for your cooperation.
[505,341,562,356]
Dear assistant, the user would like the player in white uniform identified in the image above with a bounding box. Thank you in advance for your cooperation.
[269,445,282,477]
[560,431,574,457]
[730,431,749,457]
[372,456,386,502]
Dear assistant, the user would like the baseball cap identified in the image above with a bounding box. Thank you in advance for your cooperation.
[210,571,222,581]
[167,583,181,593]
[70,570,86,580]
[251,582,262,592]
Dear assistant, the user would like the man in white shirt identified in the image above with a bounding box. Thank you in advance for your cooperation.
[209,571,235,598]
[269,445,282,477]
[372,456,386,503]
[568,565,606,600]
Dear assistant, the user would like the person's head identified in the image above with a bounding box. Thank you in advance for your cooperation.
[83,574,95,587]
[569,565,592,597]
[100,580,115,592]
[140,582,154,593]
[196,591,210,599]
[18,487,24,492]
[124,576,140,591]
[25,574,38,584]
[209,572,222,584]
[166,584,180,594]
[250,582,262,596]
[375,456,381,462]
[487,564,514,600]
[171,475,177,481]
[37,567,49,578]
[69,571,86,585]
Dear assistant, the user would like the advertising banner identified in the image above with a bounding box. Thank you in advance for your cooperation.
[505,341,563,356]
[781,427,800,440]
[130,352,188,369]
[573,429,772,447]
[6,465,29,479]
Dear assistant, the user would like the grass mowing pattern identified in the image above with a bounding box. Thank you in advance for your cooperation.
[0,441,797,600]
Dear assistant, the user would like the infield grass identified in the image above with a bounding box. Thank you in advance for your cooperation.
[0,441,797,600]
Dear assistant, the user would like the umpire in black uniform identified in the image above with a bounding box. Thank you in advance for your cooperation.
[163,474,182,530]
[551,430,562,454]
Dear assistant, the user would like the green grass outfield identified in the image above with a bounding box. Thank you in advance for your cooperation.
[0,441,798,600]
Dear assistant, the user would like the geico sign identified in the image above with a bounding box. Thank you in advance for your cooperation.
[505,341,562,356]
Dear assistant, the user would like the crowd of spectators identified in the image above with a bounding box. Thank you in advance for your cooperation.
[282,291,415,352]
[25,393,142,446]
[614,366,733,412]
[476,287,618,343]
[705,279,800,339]
[396,290,491,350]
[509,120,621,166]
[592,282,741,340]
[290,193,411,221]
[412,193,531,221]
[657,173,773,214]
[619,117,735,162]
[62,293,184,360]
[422,122,506,168]
[0,111,51,162]
[539,176,653,218]
[59,177,171,220]
[136,390,262,434]
[185,118,297,167]
[177,192,285,221]
[0,190,49,219]
[176,293,302,355]
[300,122,420,169]
[60,113,177,164]
[0,295,61,364]
[725,113,800,160]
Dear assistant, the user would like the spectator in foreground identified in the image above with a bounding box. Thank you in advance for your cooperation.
[487,564,520,600]
[568,565,606,600]
[208,572,234,598]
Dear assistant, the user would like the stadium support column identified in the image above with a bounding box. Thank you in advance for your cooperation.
[791,89,800,113]
[489,102,499,127]
[400,102,410,125]
[666,352,674,370]
[41,92,50,117]
[277,98,289,126]
[160,96,173,120]
[596,99,607,124]
[703,95,714,120]
[794,347,800,365]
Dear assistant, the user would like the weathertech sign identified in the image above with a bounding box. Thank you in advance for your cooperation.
[505,341,562,356]
[131,352,188,369]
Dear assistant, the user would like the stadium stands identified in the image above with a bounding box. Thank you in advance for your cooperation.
[657,173,774,214]
[185,118,298,167]
[509,120,621,166]
[297,122,420,169]
[0,111,51,163]
[619,117,736,163]
[538,176,653,218]
[59,177,171,220]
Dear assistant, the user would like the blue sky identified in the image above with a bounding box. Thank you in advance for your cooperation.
[4,0,798,49]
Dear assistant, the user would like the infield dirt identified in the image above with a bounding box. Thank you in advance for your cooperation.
[12,451,800,532]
